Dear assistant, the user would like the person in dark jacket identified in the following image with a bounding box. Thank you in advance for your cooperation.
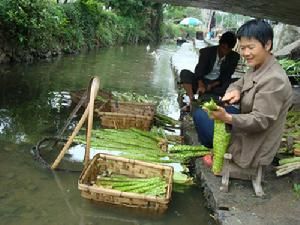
[180,31,240,108]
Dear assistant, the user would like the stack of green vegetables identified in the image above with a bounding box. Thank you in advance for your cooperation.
[95,91,158,103]
[276,157,300,176]
[74,128,169,163]
[111,91,159,104]
[168,144,210,162]
[278,58,300,75]
[202,99,231,174]
[154,113,180,128]
[95,174,167,197]
[74,128,209,164]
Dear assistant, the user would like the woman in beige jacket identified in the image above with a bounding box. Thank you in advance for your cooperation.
[196,19,293,169]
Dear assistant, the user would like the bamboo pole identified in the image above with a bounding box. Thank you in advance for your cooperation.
[84,77,100,168]
[51,105,89,170]
[51,77,100,170]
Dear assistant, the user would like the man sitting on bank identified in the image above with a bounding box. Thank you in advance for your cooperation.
[180,31,240,110]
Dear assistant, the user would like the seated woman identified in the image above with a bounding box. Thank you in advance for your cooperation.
[193,19,293,169]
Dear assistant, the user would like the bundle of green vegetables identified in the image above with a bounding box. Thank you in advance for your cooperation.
[168,144,211,162]
[74,128,209,164]
[202,99,231,174]
[95,174,167,197]
[154,113,180,127]
[172,172,195,193]
[276,157,300,176]
[111,91,159,104]
[74,128,170,163]
[278,58,300,75]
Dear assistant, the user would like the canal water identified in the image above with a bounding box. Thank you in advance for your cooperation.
[0,44,216,225]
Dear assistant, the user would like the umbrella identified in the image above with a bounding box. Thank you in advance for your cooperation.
[180,17,202,26]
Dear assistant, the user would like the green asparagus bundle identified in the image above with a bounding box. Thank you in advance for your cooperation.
[276,157,300,176]
[212,121,231,174]
[111,91,159,104]
[168,144,210,162]
[202,99,231,174]
[279,156,300,165]
[170,151,211,163]
[74,128,213,163]
[168,144,209,153]
[154,113,180,127]
[95,174,167,197]
[202,98,218,114]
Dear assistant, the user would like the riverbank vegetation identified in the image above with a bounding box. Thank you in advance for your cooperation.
[0,0,163,63]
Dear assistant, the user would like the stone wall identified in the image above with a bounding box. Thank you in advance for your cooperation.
[273,23,300,52]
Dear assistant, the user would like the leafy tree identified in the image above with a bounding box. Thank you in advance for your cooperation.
[0,0,66,51]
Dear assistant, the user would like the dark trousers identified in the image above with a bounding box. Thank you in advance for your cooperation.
[179,69,230,97]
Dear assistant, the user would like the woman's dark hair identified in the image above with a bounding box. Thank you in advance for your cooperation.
[236,19,274,50]
[219,31,237,49]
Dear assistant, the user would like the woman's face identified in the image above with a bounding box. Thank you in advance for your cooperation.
[239,37,271,69]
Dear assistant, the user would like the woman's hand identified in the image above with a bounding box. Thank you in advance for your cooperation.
[210,106,233,124]
[222,90,241,104]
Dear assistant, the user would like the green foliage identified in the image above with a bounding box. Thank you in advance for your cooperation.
[163,5,188,21]
[60,3,84,52]
[107,0,150,17]
[162,5,200,40]
[162,23,181,39]
[95,0,163,45]
[0,0,163,60]
[162,23,197,39]
[0,0,66,50]
[163,5,202,24]
[96,12,120,46]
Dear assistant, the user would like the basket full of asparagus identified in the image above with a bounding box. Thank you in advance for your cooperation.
[78,153,173,212]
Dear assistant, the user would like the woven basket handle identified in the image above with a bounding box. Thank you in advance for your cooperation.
[84,77,100,167]
[51,77,100,170]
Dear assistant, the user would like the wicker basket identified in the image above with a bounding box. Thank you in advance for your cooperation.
[78,153,173,212]
[70,89,112,111]
[95,101,156,130]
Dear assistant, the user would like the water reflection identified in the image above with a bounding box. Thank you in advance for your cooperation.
[0,109,12,133]
[48,91,72,113]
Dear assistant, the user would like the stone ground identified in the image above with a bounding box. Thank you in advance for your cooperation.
[180,110,300,225]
